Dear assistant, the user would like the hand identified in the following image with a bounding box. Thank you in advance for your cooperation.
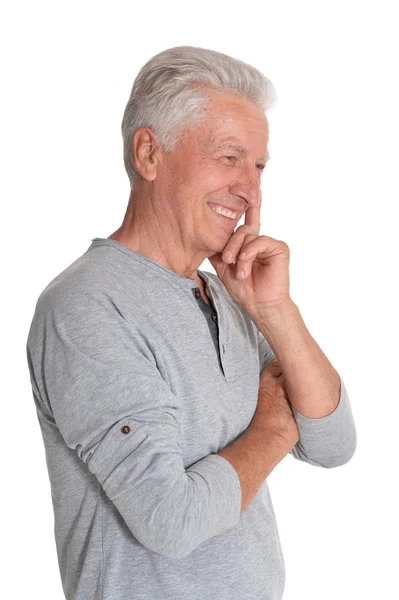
[252,358,299,447]
[208,190,292,320]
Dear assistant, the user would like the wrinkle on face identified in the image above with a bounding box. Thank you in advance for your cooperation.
[117,90,270,279]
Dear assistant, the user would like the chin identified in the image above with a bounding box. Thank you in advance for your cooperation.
[207,241,229,256]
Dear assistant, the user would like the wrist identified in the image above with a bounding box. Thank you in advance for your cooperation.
[250,299,300,332]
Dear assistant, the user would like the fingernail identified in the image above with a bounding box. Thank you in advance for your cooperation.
[223,251,233,262]
[237,269,245,279]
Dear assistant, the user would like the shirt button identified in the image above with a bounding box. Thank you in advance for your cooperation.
[121,425,131,434]
[195,289,200,299]
[211,312,217,321]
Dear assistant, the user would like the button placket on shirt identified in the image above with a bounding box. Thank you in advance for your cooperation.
[194,287,217,322]
[202,287,235,382]
[193,283,228,378]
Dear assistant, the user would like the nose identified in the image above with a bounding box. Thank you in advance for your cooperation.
[228,164,261,208]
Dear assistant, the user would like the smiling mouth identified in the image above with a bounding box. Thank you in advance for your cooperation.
[208,203,238,220]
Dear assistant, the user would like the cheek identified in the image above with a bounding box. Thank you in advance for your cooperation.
[206,173,234,196]
[199,162,234,193]
[166,155,232,197]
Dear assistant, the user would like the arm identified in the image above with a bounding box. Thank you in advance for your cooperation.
[255,301,340,418]
[218,423,295,513]
[255,302,357,468]
[218,360,298,513]
[27,287,242,559]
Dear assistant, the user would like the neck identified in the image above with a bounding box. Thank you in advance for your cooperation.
[107,190,209,281]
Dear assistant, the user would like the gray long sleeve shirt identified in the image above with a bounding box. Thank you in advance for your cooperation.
[26,237,357,600]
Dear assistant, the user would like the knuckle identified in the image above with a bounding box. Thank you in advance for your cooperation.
[279,240,290,252]
[240,224,258,235]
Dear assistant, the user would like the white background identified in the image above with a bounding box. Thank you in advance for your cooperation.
[2,1,398,598]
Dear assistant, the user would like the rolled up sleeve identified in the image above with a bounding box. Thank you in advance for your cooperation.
[289,374,357,468]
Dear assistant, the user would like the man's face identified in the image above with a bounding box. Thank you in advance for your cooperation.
[156,91,270,256]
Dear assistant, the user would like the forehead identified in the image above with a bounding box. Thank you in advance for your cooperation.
[199,92,269,147]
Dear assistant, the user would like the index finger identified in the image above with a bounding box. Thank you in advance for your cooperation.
[244,188,262,233]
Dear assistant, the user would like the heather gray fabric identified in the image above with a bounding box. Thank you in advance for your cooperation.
[26,237,357,600]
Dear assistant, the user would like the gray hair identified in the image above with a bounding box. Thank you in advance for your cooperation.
[121,46,277,190]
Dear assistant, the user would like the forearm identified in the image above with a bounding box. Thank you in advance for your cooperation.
[252,301,341,418]
[218,422,293,513]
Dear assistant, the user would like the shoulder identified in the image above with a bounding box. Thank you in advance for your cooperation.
[32,248,144,331]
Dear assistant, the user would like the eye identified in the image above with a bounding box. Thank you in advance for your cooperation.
[256,163,266,171]
[224,155,237,163]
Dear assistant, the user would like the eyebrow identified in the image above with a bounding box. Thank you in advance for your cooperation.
[216,142,270,162]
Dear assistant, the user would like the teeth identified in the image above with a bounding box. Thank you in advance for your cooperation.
[210,205,237,219]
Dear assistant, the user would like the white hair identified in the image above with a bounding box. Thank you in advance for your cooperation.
[121,45,277,190]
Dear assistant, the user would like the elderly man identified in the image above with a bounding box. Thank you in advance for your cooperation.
[26,46,356,600]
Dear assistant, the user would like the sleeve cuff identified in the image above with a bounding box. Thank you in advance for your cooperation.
[289,373,357,467]
[291,373,349,431]
[186,453,242,529]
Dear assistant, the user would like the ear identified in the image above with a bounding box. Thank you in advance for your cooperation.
[132,127,162,182]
